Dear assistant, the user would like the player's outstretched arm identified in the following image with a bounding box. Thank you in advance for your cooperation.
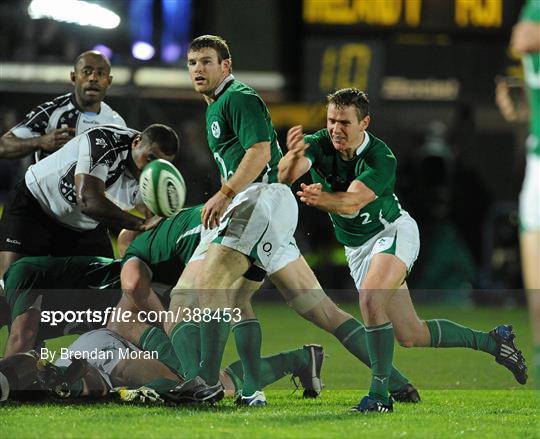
[0,128,75,160]
[297,180,376,215]
[278,125,311,185]
[75,174,149,231]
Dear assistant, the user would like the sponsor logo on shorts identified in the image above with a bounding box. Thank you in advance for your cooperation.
[6,238,21,245]
[211,121,221,138]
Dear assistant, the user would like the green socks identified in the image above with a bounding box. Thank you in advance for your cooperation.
[169,322,201,378]
[232,319,262,396]
[426,319,497,355]
[198,315,231,385]
[366,322,394,404]
[224,347,310,393]
[333,318,409,393]
[139,326,183,373]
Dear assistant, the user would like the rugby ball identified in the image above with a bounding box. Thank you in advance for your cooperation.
[140,159,186,217]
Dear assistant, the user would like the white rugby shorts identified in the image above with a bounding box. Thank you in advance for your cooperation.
[345,212,420,290]
[519,149,540,231]
[55,328,140,389]
[190,183,299,272]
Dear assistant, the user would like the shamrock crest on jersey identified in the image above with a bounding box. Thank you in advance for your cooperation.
[211,120,221,138]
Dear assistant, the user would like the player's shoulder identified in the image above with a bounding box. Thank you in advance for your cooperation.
[99,102,127,126]
[365,132,392,153]
[224,80,262,103]
[362,132,396,166]
[83,125,138,154]
[34,93,73,111]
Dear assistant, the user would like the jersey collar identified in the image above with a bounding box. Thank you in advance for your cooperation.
[355,131,370,156]
[214,74,235,99]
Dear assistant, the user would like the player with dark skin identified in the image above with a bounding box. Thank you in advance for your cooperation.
[0,124,176,291]
[0,51,114,160]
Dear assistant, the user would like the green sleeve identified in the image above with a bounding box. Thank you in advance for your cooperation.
[355,147,396,196]
[227,92,270,150]
[303,129,327,165]
[521,0,540,21]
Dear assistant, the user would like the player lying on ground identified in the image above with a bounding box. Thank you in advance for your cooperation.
[0,328,324,405]
[278,87,528,413]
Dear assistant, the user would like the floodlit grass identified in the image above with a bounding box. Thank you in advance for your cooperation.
[1,304,538,438]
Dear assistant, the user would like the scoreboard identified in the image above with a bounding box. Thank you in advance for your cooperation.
[303,0,519,33]
[301,0,523,102]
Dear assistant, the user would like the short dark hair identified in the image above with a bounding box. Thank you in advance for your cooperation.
[141,124,179,158]
[73,50,111,73]
[188,35,231,62]
[327,88,370,121]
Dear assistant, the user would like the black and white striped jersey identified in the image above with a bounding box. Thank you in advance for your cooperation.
[11,93,126,163]
[25,124,141,231]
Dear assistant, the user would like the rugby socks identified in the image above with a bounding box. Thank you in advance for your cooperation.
[199,315,231,385]
[426,319,497,355]
[365,322,394,404]
[169,322,201,378]
[232,319,262,396]
[139,326,183,373]
[333,318,409,392]
[224,347,310,393]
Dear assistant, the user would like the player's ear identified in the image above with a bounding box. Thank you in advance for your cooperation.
[70,71,76,84]
[361,115,370,130]
[106,74,113,87]
[132,135,142,149]
[222,58,231,72]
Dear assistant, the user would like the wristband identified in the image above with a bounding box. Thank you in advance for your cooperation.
[219,184,236,199]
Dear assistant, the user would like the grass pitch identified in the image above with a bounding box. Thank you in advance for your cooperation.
[1,304,538,438]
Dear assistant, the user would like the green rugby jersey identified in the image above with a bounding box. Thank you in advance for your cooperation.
[521,0,540,155]
[3,255,122,342]
[205,76,282,183]
[123,205,204,285]
[304,129,403,247]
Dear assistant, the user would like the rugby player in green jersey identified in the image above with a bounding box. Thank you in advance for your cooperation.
[183,34,298,405]
[1,256,122,356]
[510,0,540,390]
[279,88,528,413]
[117,202,420,405]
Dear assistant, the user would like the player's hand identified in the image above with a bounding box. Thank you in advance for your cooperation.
[511,21,540,54]
[286,125,310,158]
[202,190,231,229]
[297,182,323,207]
[40,127,76,152]
[139,215,163,232]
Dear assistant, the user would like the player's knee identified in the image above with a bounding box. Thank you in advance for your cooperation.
[359,291,383,314]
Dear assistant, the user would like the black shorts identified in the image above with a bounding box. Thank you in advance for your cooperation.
[0,181,114,257]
